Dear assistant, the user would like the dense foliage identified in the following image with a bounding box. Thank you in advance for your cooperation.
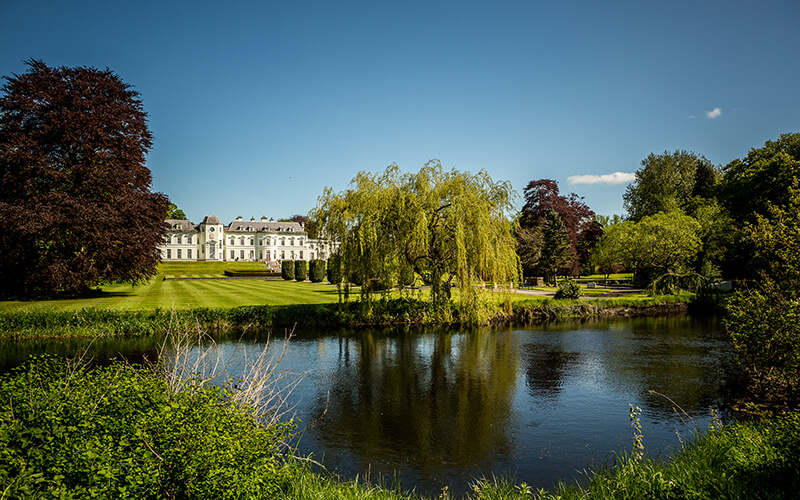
[313,161,518,322]
[718,132,800,223]
[589,211,701,288]
[554,278,582,299]
[294,260,308,281]
[518,179,598,276]
[623,150,716,222]
[0,60,168,297]
[281,260,295,280]
[308,259,326,283]
[0,356,295,499]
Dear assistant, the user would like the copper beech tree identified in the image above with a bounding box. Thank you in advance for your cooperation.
[0,60,168,297]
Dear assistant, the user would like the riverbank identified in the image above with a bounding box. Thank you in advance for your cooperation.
[0,294,694,340]
[2,354,796,499]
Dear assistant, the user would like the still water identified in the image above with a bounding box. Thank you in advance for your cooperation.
[0,315,734,496]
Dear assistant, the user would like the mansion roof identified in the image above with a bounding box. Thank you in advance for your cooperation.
[165,216,306,234]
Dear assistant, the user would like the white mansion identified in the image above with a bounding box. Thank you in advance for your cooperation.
[159,215,332,263]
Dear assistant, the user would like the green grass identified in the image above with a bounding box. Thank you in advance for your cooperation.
[0,263,344,312]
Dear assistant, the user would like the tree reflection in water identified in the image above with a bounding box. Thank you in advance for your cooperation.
[308,328,519,477]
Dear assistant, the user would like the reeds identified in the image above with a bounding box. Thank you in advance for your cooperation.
[158,326,306,427]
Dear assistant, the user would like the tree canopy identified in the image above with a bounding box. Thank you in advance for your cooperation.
[590,211,701,287]
[166,202,187,220]
[0,60,168,297]
[718,132,800,222]
[518,179,596,276]
[312,161,519,321]
[623,150,716,222]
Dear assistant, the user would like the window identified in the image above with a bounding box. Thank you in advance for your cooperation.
[177,235,182,244]
[299,238,304,246]
[230,237,235,245]
[187,235,192,244]
[249,238,254,245]
[280,238,285,246]
[187,249,192,259]
[167,249,172,259]
[177,249,182,259]
[230,250,235,259]
[165,236,171,244]
[280,251,285,259]
[290,237,295,246]
[240,250,244,259]
[299,251,303,259]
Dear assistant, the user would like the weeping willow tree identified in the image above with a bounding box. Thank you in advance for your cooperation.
[312,161,519,323]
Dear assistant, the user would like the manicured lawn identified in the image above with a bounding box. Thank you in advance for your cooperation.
[0,262,344,312]
[0,264,659,313]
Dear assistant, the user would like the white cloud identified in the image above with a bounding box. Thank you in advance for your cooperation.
[705,107,722,119]
[567,172,636,186]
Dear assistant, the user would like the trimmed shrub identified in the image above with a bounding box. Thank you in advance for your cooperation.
[294,260,308,282]
[326,253,343,284]
[281,260,294,281]
[309,259,326,283]
[554,278,582,299]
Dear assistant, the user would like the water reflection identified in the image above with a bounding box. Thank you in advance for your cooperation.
[306,329,519,479]
[0,316,734,497]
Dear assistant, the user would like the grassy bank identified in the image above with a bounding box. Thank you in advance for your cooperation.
[0,263,694,339]
[2,355,797,500]
[0,294,694,340]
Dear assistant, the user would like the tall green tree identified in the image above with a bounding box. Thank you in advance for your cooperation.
[0,60,168,297]
[719,132,800,223]
[589,211,701,289]
[538,210,572,285]
[623,150,715,222]
[166,202,187,220]
[312,161,519,321]
[747,186,800,292]
[518,179,596,275]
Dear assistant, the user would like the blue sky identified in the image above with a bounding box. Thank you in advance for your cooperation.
[2,0,798,223]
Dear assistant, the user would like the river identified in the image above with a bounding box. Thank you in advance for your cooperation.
[0,314,735,496]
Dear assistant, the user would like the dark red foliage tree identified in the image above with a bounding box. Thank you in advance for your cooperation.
[519,179,597,276]
[0,60,168,297]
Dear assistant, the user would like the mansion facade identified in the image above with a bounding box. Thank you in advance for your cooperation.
[159,215,333,263]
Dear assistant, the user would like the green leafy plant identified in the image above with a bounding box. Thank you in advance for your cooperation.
[0,355,297,499]
[554,278,582,299]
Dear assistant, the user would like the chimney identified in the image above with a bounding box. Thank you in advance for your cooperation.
[261,216,268,222]
[236,216,243,221]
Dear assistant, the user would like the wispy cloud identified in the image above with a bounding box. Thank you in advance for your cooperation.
[705,107,722,119]
[567,172,636,186]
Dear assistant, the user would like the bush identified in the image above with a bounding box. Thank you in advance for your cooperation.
[724,285,800,402]
[326,253,343,284]
[281,260,294,281]
[555,278,582,299]
[294,260,308,281]
[0,356,296,499]
[308,259,326,283]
